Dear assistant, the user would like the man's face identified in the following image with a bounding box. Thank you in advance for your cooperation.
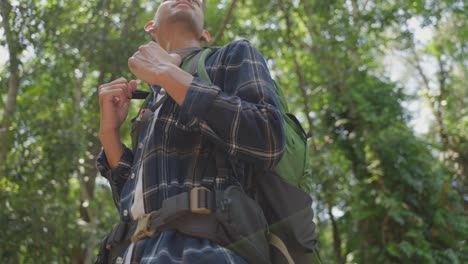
[154,0,205,36]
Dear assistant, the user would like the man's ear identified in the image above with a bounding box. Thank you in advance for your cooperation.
[144,21,156,33]
[200,30,211,43]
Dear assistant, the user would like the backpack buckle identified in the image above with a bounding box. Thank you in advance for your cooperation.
[190,187,213,214]
[131,211,159,243]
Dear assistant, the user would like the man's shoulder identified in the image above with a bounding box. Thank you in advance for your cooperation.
[207,39,262,61]
[222,38,252,49]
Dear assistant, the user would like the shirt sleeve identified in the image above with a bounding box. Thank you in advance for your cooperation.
[179,40,285,170]
[96,144,134,209]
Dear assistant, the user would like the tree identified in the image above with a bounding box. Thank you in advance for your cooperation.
[0,0,25,173]
[1,0,466,263]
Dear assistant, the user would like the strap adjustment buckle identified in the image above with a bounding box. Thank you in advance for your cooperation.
[131,211,159,243]
[190,187,213,214]
[130,187,213,243]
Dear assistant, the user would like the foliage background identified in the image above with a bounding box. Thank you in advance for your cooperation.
[0,0,466,263]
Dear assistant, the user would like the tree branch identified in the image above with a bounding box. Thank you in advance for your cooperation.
[282,0,318,151]
[210,0,239,46]
[408,45,451,149]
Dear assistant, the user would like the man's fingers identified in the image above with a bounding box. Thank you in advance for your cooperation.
[148,41,161,48]
[98,87,126,101]
[99,83,133,99]
[170,53,182,66]
[104,77,127,87]
[138,41,164,56]
[128,57,138,73]
[129,80,138,91]
[98,86,130,108]
[98,78,129,93]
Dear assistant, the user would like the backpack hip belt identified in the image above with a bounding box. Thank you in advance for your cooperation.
[131,186,214,242]
[104,185,271,264]
[106,187,215,250]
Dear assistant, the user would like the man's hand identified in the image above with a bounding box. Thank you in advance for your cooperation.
[128,41,182,86]
[98,78,137,168]
[98,78,137,133]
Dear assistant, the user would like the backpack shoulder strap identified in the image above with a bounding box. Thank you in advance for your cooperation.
[132,48,216,99]
[183,47,240,189]
[196,48,215,82]
[181,48,216,83]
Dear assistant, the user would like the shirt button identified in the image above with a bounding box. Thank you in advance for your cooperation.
[123,210,128,217]
[131,173,135,179]
[115,257,123,264]
[138,143,144,149]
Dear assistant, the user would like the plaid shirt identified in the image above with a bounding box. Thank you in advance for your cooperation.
[97,40,285,263]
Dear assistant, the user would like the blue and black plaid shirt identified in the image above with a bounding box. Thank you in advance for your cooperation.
[97,40,285,263]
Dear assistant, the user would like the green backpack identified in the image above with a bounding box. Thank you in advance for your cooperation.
[182,48,319,264]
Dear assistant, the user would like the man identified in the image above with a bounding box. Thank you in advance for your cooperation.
[96,0,285,263]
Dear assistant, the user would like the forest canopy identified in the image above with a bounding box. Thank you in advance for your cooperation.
[0,0,467,263]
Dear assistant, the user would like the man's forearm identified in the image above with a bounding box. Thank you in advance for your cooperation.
[99,129,123,169]
[158,63,194,105]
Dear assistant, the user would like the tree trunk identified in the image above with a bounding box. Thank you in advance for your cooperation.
[0,0,22,173]
[328,204,343,264]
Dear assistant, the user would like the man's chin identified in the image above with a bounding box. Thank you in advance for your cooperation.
[168,13,202,33]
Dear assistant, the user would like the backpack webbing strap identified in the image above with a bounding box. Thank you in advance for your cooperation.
[131,187,215,242]
[270,233,295,264]
[132,89,151,99]
[131,47,214,100]
[182,48,214,80]
[181,47,233,189]
[149,86,168,112]
[185,50,203,74]
[196,48,213,81]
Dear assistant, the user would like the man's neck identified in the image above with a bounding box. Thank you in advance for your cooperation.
[157,26,203,58]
